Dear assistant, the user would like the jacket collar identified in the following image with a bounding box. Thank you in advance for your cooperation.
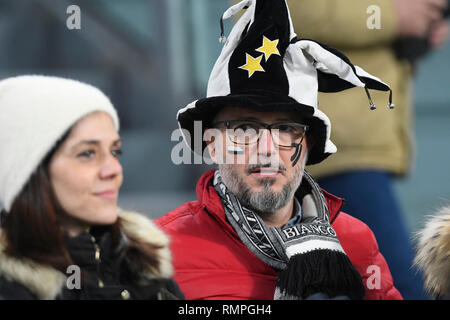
[0,209,172,299]
[63,225,120,277]
[198,169,344,227]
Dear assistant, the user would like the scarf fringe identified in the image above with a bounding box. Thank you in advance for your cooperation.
[276,249,366,300]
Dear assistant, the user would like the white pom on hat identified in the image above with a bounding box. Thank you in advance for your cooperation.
[0,75,119,212]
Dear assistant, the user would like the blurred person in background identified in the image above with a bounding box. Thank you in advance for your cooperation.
[0,75,183,300]
[287,0,449,299]
[414,204,450,300]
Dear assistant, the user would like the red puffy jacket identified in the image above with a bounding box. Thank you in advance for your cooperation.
[156,170,402,300]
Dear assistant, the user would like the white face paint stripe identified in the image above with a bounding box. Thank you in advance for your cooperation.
[227,146,245,154]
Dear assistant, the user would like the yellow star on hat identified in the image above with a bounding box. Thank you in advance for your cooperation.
[238,53,265,78]
[255,36,280,62]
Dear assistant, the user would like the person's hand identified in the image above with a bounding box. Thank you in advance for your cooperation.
[429,20,449,48]
[393,0,448,37]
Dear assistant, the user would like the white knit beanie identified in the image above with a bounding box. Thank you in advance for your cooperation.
[0,75,120,212]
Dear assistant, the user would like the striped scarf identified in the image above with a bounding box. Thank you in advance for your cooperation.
[213,170,365,300]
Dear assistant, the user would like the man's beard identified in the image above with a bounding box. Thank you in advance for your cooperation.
[218,157,305,220]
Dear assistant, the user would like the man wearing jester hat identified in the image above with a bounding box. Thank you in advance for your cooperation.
[156,0,402,300]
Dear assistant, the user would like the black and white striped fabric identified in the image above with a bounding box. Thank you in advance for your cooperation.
[213,171,364,299]
[177,0,394,165]
[213,170,340,269]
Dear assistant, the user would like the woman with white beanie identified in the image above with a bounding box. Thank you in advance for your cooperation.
[0,75,184,300]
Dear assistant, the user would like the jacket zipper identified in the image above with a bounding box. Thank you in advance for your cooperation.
[90,236,103,288]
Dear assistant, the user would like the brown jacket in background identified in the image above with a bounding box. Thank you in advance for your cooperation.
[287,0,413,177]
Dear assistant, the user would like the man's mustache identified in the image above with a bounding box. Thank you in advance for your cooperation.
[245,162,286,175]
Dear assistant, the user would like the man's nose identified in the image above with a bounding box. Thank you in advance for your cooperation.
[257,128,277,156]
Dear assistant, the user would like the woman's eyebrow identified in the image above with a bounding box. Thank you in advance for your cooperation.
[112,138,122,146]
[71,138,121,149]
[73,140,100,148]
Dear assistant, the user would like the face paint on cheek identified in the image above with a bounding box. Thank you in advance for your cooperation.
[290,135,306,167]
[227,145,245,154]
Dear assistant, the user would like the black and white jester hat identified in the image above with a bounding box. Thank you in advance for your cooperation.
[177,0,393,165]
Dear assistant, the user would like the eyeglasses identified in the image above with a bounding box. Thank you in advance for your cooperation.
[211,120,308,147]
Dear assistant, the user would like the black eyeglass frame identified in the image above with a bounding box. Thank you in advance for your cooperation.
[210,119,309,148]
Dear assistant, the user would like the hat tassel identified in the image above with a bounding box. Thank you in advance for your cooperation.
[364,87,376,110]
[219,16,227,43]
[364,86,395,110]
[218,0,251,43]
[388,89,395,109]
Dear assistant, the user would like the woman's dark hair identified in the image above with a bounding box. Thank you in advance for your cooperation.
[1,161,74,271]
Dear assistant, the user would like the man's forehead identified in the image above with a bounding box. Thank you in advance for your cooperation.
[213,106,303,122]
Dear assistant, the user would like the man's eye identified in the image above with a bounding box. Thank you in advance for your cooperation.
[235,124,257,131]
[277,125,294,132]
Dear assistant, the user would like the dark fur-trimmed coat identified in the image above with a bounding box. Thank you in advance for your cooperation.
[414,205,450,299]
[0,210,184,300]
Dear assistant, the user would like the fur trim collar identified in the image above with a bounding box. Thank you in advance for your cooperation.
[118,209,173,279]
[414,205,450,297]
[0,209,172,299]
